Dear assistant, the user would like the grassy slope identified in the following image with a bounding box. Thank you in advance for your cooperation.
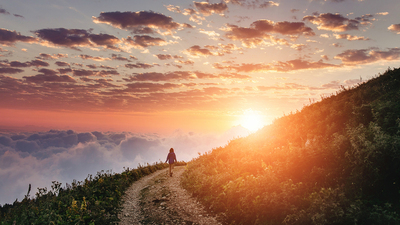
[0,161,185,225]
[181,67,400,225]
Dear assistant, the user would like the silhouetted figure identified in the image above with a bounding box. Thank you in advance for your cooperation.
[165,148,177,177]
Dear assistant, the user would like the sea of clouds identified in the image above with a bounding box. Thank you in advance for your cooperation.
[0,126,250,205]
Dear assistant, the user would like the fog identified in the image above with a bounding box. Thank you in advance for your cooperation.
[0,126,250,205]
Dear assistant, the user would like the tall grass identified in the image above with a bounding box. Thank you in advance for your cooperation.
[0,161,185,224]
[181,67,400,224]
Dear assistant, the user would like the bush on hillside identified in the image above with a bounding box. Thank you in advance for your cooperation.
[181,67,400,224]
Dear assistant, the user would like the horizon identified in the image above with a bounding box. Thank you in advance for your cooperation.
[0,124,253,205]
[1,0,400,206]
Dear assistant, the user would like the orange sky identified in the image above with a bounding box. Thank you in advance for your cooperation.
[0,108,243,133]
[1,0,400,133]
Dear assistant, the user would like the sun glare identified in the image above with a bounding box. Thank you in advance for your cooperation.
[239,109,264,132]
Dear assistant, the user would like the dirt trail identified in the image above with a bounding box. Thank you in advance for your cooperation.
[118,166,222,225]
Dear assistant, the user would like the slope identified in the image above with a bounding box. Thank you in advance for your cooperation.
[181,67,400,225]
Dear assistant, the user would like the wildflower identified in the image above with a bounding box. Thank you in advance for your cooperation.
[71,198,78,210]
[81,197,87,211]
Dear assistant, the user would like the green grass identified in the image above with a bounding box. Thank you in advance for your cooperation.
[181,67,400,224]
[0,161,186,224]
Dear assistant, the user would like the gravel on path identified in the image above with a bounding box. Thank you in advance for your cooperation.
[118,166,222,225]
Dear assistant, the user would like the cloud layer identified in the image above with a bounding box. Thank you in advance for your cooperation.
[0,127,250,205]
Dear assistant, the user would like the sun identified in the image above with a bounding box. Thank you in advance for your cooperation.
[238,109,265,132]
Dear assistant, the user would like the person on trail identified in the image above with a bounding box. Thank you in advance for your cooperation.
[165,148,177,177]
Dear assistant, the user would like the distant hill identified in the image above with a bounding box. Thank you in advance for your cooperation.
[181,67,400,224]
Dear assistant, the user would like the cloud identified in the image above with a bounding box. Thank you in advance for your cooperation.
[321,55,329,60]
[0,7,24,18]
[36,53,68,60]
[256,79,359,91]
[123,71,194,82]
[33,28,121,51]
[303,13,373,32]
[335,48,400,65]
[165,4,206,24]
[23,69,76,83]
[71,69,119,77]
[87,33,121,50]
[334,34,370,41]
[79,54,110,61]
[0,47,10,55]
[218,43,242,54]
[0,28,38,46]
[184,44,242,57]
[269,21,315,36]
[225,0,279,9]
[290,43,307,51]
[388,24,400,34]
[0,67,24,74]
[0,128,250,205]
[85,64,115,70]
[199,29,221,39]
[9,60,31,67]
[58,68,73,74]
[13,14,24,18]
[155,54,174,60]
[92,11,182,34]
[124,63,154,69]
[184,45,220,57]
[321,80,341,89]
[0,8,10,15]
[332,43,343,48]
[29,59,50,67]
[55,61,70,67]
[1,59,49,68]
[257,83,317,91]
[124,35,167,48]
[111,54,131,62]
[123,71,250,82]
[214,59,339,72]
[376,12,389,16]
[124,82,181,93]
[72,69,98,77]
[165,5,182,14]
[129,55,138,60]
[99,73,119,81]
[224,20,314,47]
[193,1,228,16]
[175,59,194,66]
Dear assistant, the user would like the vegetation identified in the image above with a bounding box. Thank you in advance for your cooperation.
[2,67,400,225]
[0,161,186,224]
[181,67,400,224]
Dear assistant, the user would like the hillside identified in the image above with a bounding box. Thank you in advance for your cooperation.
[181,67,400,224]
[0,163,172,224]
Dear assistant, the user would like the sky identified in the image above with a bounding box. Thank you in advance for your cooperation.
[0,0,399,133]
[1,0,400,204]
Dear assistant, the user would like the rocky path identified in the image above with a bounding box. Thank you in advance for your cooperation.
[118,166,222,225]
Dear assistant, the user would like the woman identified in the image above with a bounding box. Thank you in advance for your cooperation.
[165,148,177,177]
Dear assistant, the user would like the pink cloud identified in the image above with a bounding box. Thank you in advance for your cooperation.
[193,2,228,16]
[335,48,400,65]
